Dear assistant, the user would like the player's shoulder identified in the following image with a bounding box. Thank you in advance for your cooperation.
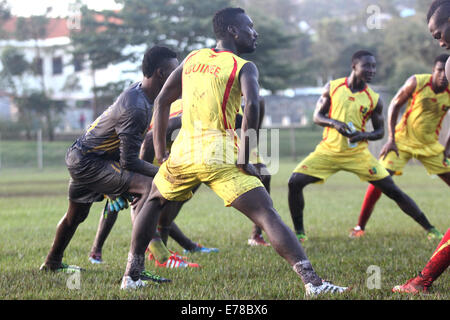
[413,74,432,90]
[117,82,152,112]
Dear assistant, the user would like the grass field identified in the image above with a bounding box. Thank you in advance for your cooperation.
[0,158,448,301]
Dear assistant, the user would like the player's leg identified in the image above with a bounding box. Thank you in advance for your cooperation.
[41,200,92,271]
[349,169,395,238]
[350,150,411,237]
[232,186,348,295]
[248,163,271,246]
[288,173,321,241]
[123,182,177,282]
[88,173,153,263]
[369,176,441,238]
[393,228,450,293]
[89,207,118,264]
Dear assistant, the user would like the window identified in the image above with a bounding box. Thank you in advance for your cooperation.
[52,57,62,75]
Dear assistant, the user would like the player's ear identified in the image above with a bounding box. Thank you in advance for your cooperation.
[227,25,239,39]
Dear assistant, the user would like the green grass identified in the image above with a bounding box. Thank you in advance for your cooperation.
[0,160,448,300]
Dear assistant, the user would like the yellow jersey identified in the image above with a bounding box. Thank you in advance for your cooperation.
[319,77,379,154]
[170,48,250,164]
[395,74,450,156]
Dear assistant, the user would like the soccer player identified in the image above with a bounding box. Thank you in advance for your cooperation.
[349,54,450,238]
[120,7,348,296]
[40,46,177,283]
[88,99,217,266]
[288,50,443,242]
[389,0,450,294]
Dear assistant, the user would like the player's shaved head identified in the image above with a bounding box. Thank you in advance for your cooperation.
[213,7,246,40]
[142,46,177,78]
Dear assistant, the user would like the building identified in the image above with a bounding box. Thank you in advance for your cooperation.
[0,15,142,132]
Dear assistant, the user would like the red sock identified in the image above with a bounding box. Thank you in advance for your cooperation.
[421,228,450,287]
[357,184,382,230]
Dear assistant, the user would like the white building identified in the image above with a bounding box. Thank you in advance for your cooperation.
[0,16,143,131]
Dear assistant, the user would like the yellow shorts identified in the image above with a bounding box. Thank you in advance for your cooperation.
[293,146,390,182]
[381,149,450,175]
[153,157,264,206]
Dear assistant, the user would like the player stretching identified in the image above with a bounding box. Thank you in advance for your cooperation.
[391,0,450,293]
[288,50,442,242]
[88,99,217,266]
[40,46,177,283]
[120,7,348,296]
[349,54,450,239]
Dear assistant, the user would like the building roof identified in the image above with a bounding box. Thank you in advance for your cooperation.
[2,16,70,39]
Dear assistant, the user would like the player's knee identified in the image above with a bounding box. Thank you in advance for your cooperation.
[288,174,305,190]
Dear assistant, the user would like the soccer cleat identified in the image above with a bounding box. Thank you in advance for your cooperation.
[155,253,201,268]
[349,226,365,238]
[247,234,271,247]
[40,262,83,274]
[296,233,308,242]
[305,280,349,296]
[88,253,103,264]
[183,243,220,253]
[392,274,429,294]
[427,227,444,240]
[139,270,171,283]
[120,276,148,290]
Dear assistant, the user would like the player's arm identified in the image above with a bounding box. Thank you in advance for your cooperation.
[153,64,183,164]
[379,76,417,159]
[445,128,450,159]
[349,98,385,143]
[117,107,159,177]
[237,61,261,178]
[313,82,353,136]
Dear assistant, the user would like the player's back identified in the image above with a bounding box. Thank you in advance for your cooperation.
[170,48,249,164]
[73,82,153,160]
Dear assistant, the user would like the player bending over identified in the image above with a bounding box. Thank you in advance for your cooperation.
[40,46,177,284]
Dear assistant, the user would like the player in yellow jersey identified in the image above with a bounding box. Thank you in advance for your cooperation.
[350,54,450,239]
[288,50,442,242]
[391,0,450,293]
[120,7,348,295]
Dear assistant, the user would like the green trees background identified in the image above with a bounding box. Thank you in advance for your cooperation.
[0,0,447,139]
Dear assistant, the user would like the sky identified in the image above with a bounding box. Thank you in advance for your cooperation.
[7,0,123,17]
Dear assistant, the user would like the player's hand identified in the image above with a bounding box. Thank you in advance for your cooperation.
[104,194,134,217]
[236,163,262,181]
[157,150,170,165]
[379,139,399,160]
[348,131,368,143]
[333,121,352,137]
